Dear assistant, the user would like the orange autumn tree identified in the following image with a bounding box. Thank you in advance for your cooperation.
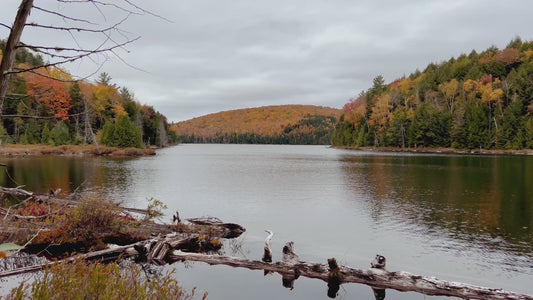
[25,68,72,120]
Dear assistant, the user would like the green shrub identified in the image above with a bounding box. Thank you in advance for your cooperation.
[101,115,143,148]
[50,121,71,145]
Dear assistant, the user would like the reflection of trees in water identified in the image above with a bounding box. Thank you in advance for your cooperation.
[339,153,533,257]
[0,157,133,201]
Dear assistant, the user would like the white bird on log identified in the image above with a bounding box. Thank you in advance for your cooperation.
[262,230,273,262]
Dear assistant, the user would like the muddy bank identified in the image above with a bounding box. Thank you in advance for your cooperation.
[0,144,156,157]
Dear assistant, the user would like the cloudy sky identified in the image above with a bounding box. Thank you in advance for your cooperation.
[1,1,533,122]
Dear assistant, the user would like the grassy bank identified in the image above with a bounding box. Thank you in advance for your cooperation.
[332,146,533,156]
[0,144,156,157]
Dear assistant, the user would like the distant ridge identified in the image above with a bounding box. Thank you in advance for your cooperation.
[171,105,341,144]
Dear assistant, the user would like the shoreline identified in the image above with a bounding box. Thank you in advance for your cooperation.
[331,145,533,156]
[0,144,156,157]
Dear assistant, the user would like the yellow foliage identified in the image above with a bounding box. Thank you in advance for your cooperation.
[369,94,392,137]
[490,89,504,102]
[49,67,73,81]
[439,79,459,98]
[112,103,128,119]
[171,105,340,139]
[464,79,477,93]
[523,49,533,61]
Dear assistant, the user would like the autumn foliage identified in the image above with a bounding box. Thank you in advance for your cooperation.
[333,37,533,150]
[172,105,341,144]
[0,40,176,148]
[25,69,72,120]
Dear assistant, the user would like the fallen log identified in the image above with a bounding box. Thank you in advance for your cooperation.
[186,216,246,238]
[1,222,530,300]
[0,233,198,278]
[167,243,533,300]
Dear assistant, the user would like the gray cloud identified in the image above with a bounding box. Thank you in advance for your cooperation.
[2,0,533,122]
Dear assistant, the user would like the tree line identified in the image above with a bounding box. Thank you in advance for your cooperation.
[172,105,340,145]
[0,40,176,148]
[332,37,533,150]
[178,114,338,145]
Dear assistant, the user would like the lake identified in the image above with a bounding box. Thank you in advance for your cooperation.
[1,144,532,299]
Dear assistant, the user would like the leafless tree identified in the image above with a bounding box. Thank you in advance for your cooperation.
[0,0,164,119]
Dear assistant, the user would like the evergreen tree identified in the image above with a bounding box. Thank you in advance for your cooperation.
[102,115,142,148]
[463,100,490,149]
[101,120,115,146]
[41,123,51,145]
[50,121,71,145]
[499,99,523,148]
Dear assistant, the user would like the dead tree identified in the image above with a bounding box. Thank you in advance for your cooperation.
[1,230,531,300]
[168,245,533,300]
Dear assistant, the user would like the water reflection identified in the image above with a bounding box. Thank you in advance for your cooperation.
[0,156,135,202]
[339,152,533,273]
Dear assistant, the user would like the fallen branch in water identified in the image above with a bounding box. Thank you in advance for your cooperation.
[1,216,530,299]
[0,233,202,278]
[167,241,532,300]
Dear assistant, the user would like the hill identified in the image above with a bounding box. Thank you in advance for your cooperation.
[333,37,533,150]
[171,105,341,144]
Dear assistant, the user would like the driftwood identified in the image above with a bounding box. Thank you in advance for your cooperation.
[186,216,246,238]
[167,242,532,300]
[0,233,200,278]
[1,208,531,300]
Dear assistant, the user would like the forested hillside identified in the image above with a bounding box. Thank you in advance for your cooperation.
[0,40,175,148]
[333,37,533,150]
[172,105,340,144]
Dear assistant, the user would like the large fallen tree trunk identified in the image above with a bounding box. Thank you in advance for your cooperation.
[167,245,532,300]
[1,225,530,299]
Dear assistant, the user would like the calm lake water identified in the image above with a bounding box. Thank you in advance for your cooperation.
[1,144,532,299]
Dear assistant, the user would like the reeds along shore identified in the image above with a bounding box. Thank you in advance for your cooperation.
[0,144,156,157]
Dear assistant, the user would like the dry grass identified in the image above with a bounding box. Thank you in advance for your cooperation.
[4,259,199,300]
[0,144,156,157]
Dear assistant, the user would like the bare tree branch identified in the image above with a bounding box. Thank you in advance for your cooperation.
[32,6,97,25]
[0,0,160,120]
[25,13,131,34]
[6,36,140,76]
[122,0,174,23]
[0,23,12,30]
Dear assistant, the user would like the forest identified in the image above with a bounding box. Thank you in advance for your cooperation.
[0,40,176,149]
[172,105,340,145]
[332,37,533,150]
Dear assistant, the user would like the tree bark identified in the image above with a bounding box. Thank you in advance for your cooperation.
[0,0,34,116]
[167,248,532,300]
[1,232,531,300]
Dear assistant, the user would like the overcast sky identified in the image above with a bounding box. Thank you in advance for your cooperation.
[2,1,533,122]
